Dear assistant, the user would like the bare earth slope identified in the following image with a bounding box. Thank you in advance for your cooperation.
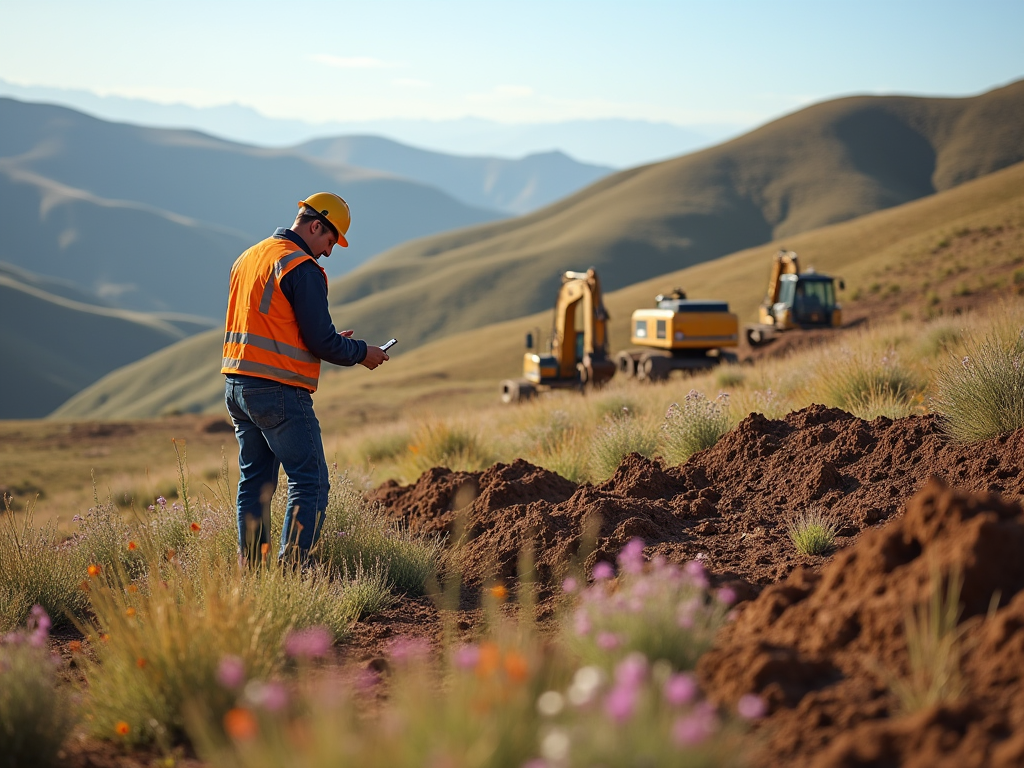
[322,80,1024,348]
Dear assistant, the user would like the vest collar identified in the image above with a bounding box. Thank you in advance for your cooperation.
[273,227,315,257]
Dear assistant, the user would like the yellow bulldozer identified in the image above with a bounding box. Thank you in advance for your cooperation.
[744,249,845,346]
[614,288,740,382]
[500,268,616,403]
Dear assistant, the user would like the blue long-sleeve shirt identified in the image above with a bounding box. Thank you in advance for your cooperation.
[273,228,367,367]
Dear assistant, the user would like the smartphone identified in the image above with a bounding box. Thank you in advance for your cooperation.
[380,338,398,351]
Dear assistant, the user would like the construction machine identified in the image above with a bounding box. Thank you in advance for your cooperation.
[744,250,844,346]
[500,268,616,403]
[614,288,740,382]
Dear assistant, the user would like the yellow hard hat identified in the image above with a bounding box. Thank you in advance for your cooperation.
[298,192,351,247]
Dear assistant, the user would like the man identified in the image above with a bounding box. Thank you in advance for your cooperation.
[221,192,389,563]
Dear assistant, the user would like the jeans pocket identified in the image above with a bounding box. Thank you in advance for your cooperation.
[243,386,286,430]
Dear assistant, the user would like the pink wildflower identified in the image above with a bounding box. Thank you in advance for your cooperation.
[592,561,615,580]
[284,626,332,659]
[617,538,646,575]
[217,655,246,688]
[614,653,648,688]
[672,701,719,746]
[683,559,709,588]
[454,643,480,669]
[737,693,767,720]
[388,635,431,663]
[596,631,621,650]
[562,576,578,593]
[604,684,638,723]
[717,587,737,606]
[664,672,699,706]
[573,609,592,636]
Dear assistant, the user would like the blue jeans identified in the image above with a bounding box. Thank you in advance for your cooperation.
[224,375,329,562]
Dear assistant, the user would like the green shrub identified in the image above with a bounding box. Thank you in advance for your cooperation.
[0,608,76,767]
[404,421,494,475]
[818,348,922,413]
[786,509,839,556]
[537,427,590,483]
[915,320,963,359]
[0,505,88,631]
[590,413,657,480]
[657,391,731,465]
[933,330,1024,441]
[358,429,411,464]
[714,366,745,389]
[317,473,442,596]
[889,567,966,713]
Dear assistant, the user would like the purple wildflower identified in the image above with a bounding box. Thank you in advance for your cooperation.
[672,702,719,746]
[614,653,648,688]
[592,561,614,581]
[617,538,646,575]
[388,635,430,663]
[157,496,167,507]
[737,693,767,720]
[573,609,592,636]
[596,631,621,650]
[562,576,578,593]
[717,586,737,606]
[216,655,246,688]
[604,684,638,723]
[284,626,332,659]
[454,643,480,669]
[664,673,699,706]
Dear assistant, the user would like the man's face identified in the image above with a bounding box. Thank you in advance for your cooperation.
[308,220,339,259]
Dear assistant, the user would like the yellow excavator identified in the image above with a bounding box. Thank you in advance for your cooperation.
[744,249,845,346]
[614,288,740,382]
[500,268,616,403]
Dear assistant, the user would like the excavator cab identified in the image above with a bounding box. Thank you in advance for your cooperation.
[746,250,843,346]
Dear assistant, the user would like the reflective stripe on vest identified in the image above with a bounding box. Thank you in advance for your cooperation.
[258,251,310,314]
[223,331,319,364]
[220,358,319,389]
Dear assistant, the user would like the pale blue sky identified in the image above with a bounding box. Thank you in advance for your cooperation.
[2,0,1022,130]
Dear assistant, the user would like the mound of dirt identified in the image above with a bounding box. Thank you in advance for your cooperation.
[370,406,1024,591]
[699,479,1024,768]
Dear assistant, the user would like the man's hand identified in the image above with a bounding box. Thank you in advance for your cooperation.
[360,345,389,369]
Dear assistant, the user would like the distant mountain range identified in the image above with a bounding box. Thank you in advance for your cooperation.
[0,79,734,167]
[54,159,1024,421]
[309,79,1024,350]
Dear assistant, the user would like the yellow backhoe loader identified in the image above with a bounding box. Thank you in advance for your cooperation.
[500,268,616,403]
[744,249,844,346]
[614,289,740,382]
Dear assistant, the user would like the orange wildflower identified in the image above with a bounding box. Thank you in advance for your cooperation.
[503,651,529,683]
[190,522,201,532]
[127,584,138,593]
[115,721,130,736]
[87,564,102,578]
[489,584,508,602]
[100,633,110,643]
[136,657,147,669]
[223,708,258,741]
[476,641,501,678]
[68,640,82,653]
[126,607,137,618]
[127,541,137,551]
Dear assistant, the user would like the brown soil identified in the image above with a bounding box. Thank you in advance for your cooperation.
[367,406,1024,766]
[699,479,1024,768]
[369,407,1024,592]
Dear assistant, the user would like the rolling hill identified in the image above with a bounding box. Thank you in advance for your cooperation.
[51,159,1024,421]
[0,98,504,316]
[315,79,1024,350]
[295,137,611,214]
[0,264,214,418]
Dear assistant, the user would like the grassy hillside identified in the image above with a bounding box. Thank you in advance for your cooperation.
[0,98,503,316]
[296,137,612,214]
[0,269,212,418]
[319,80,1024,349]
[53,160,1024,422]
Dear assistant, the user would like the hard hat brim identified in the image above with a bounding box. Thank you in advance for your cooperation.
[297,200,349,247]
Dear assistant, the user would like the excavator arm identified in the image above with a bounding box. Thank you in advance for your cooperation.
[765,250,800,307]
[550,269,611,379]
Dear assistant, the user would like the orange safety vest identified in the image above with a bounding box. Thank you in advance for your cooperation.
[221,236,328,391]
